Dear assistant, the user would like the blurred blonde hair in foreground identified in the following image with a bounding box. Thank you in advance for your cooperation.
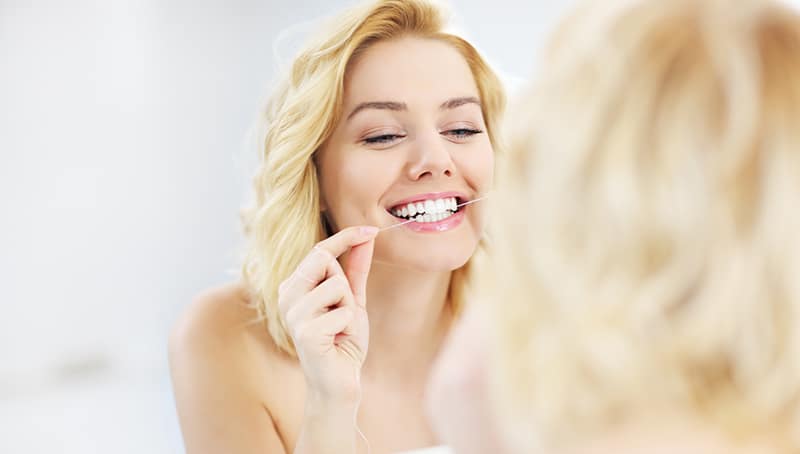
[482,0,800,450]
[239,0,504,356]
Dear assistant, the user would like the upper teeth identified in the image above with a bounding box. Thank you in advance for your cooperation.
[391,197,458,218]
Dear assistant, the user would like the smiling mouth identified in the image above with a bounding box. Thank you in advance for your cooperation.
[386,196,465,224]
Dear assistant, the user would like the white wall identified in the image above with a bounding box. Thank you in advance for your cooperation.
[0,1,572,452]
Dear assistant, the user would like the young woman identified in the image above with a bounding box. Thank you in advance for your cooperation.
[428,0,800,452]
[169,1,505,453]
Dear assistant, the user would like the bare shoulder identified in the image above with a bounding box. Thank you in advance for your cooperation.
[168,282,292,453]
[169,281,282,389]
[171,282,260,345]
[170,283,263,353]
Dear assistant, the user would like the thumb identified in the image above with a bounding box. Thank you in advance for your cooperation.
[344,238,375,307]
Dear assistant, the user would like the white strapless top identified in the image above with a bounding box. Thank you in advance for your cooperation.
[396,446,452,454]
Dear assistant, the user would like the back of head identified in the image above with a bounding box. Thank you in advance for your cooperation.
[484,0,800,451]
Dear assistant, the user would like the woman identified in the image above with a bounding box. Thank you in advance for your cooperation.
[428,0,800,452]
[169,0,505,453]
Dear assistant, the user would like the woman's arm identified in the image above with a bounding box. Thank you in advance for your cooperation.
[171,225,376,453]
[293,391,360,453]
[169,285,366,454]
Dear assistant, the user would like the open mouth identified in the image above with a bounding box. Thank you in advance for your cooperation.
[386,196,465,224]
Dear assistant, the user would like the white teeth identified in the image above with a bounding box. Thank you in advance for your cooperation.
[393,197,462,220]
[413,211,455,223]
[424,200,436,214]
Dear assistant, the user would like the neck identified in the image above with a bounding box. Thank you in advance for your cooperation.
[361,260,454,386]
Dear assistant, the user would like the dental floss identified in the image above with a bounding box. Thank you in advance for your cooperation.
[377,195,490,233]
[353,194,489,451]
[354,366,370,454]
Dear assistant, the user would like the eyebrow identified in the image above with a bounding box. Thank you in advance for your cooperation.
[346,96,482,121]
[347,101,407,120]
[439,96,481,110]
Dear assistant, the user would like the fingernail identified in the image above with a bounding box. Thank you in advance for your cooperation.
[360,226,379,236]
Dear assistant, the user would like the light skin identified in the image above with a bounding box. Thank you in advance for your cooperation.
[426,304,511,454]
[169,36,494,454]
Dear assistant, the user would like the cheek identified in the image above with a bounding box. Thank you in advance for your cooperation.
[458,142,495,191]
[343,157,393,197]
[328,155,400,219]
[483,151,495,189]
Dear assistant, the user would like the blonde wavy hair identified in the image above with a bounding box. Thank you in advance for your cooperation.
[482,0,800,450]
[240,0,505,357]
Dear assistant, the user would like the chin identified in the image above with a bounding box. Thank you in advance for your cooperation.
[375,238,477,272]
[411,252,472,272]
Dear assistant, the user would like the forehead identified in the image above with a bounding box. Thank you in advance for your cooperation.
[343,36,478,108]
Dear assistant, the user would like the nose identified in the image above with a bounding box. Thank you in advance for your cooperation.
[406,133,454,181]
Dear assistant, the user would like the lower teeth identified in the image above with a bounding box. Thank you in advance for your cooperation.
[411,211,455,223]
[391,207,460,223]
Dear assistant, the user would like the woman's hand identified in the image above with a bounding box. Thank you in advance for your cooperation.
[278,225,378,404]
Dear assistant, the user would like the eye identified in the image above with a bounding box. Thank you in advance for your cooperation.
[443,128,483,140]
[363,134,406,145]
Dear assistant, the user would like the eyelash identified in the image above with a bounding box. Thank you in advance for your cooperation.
[363,129,483,145]
[445,128,483,139]
[364,134,405,144]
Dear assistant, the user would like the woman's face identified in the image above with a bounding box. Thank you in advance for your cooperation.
[317,37,494,271]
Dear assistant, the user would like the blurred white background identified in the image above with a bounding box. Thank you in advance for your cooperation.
[4,0,800,452]
[0,0,573,452]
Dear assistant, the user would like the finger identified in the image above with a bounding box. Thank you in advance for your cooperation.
[304,305,355,338]
[279,225,375,315]
[278,248,346,315]
[284,275,351,329]
[315,225,378,261]
[343,238,375,308]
